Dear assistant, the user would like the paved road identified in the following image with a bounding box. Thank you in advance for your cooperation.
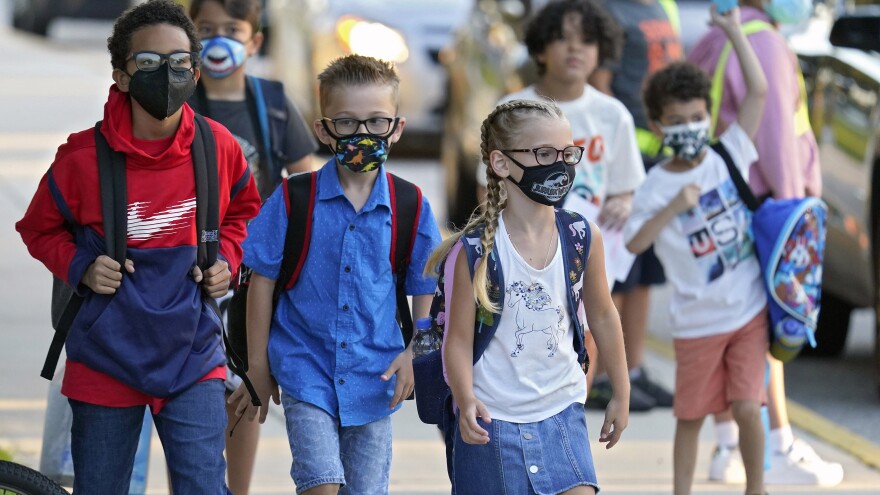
[0,19,878,495]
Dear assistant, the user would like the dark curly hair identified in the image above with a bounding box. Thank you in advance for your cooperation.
[190,0,262,34]
[642,62,712,122]
[525,0,623,75]
[107,0,202,71]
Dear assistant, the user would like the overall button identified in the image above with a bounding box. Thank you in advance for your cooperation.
[341,342,348,348]
[349,224,355,231]
[338,378,345,385]
[529,465,539,474]
[522,433,532,440]
[342,304,350,311]
[344,266,352,273]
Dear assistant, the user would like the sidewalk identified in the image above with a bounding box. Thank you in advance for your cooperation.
[129,341,880,494]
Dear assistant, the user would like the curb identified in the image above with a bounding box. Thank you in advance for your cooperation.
[645,334,880,471]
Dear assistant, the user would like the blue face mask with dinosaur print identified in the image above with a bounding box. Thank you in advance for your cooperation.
[332,133,391,173]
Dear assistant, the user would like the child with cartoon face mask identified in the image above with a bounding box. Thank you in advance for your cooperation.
[625,5,771,495]
[187,2,319,494]
[189,0,318,199]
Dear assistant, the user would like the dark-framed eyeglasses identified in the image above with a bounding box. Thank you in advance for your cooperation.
[126,51,197,73]
[321,117,399,137]
[501,146,585,166]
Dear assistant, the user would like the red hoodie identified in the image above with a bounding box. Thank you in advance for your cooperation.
[16,85,261,408]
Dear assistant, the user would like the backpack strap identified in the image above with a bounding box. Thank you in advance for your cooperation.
[192,114,220,269]
[273,172,318,307]
[42,121,127,380]
[556,209,591,369]
[387,173,423,346]
[246,76,277,180]
[192,115,262,407]
[459,226,505,363]
[96,123,128,265]
[711,142,760,212]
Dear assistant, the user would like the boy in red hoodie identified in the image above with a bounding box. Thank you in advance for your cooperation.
[15,1,261,493]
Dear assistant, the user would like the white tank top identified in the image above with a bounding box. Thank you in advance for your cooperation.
[472,213,587,423]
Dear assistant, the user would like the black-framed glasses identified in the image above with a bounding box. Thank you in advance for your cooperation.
[501,146,585,166]
[321,117,398,137]
[126,51,197,73]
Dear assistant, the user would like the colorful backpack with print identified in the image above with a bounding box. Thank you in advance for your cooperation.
[713,142,827,362]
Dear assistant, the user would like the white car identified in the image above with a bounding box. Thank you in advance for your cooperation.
[268,0,472,148]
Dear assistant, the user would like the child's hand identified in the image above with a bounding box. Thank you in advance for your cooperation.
[598,193,633,231]
[670,183,701,214]
[83,255,135,294]
[709,3,741,37]
[192,259,231,298]
[228,363,280,424]
[599,396,628,449]
[381,348,414,409]
[458,397,491,445]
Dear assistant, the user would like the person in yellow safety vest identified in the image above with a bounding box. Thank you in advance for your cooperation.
[688,0,842,487]
[589,0,683,413]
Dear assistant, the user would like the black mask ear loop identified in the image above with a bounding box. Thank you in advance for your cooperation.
[500,151,528,185]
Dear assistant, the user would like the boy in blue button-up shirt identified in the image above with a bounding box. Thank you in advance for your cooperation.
[230,55,442,494]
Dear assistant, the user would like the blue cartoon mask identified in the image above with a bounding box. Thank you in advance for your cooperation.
[764,0,812,25]
[333,134,391,173]
[199,36,247,78]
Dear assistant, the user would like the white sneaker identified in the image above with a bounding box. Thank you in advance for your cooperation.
[708,445,746,484]
[764,439,844,486]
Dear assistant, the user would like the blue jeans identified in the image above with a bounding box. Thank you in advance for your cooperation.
[69,378,230,495]
[281,394,392,494]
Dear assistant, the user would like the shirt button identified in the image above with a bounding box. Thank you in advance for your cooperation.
[342,304,349,311]
[341,341,347,348]
[344,266,352,273]
[349,224,355,231]
[529,465,539,474]
[338,378,345,385]
[522,433,532,440]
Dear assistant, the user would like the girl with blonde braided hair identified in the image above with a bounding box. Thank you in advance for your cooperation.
[430,99,630,494]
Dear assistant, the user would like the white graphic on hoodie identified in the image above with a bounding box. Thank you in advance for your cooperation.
[127,198,197,241]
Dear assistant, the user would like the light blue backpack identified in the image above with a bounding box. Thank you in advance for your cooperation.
[713,142,827,362]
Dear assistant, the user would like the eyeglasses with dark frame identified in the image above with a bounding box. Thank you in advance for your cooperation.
[321,117,399,137]
[126,51,198,73]
[501,146,585,166]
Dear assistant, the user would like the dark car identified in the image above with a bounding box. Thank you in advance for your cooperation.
[795,5,880,392]
[12,0,136,35]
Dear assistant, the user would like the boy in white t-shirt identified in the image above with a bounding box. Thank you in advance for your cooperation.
[476,0,649,408]
[623,6,769,495]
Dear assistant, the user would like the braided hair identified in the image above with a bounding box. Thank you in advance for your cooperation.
[425,99,565,312]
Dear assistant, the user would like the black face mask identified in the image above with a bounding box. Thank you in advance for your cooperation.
[128,64,196,121]
[504,154,575,206]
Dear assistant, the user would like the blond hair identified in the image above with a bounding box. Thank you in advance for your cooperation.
[317,55,400,114]
[425,99,566,312]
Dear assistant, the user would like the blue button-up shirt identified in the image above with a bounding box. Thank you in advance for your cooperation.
[242,159,441,426]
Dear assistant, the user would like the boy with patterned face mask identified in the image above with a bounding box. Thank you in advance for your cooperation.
[228,55,442,494]
[625,5,770,495]
[689,0,842,486]
[15,1,261,493]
